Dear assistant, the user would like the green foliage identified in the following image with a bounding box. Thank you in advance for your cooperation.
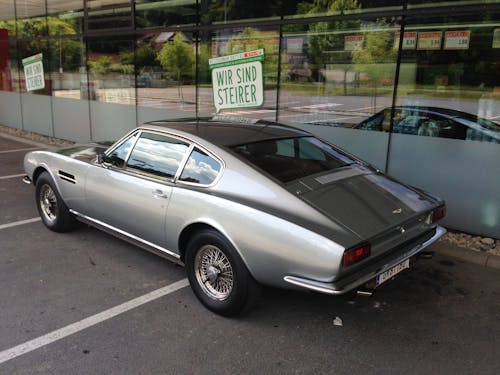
[156,33,195,81]
[88,56,113,74]
[351,20,397,83]
[226,28,279,81]
[119,43,159,69]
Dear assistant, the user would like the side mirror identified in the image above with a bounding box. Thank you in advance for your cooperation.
[97,152,106,164]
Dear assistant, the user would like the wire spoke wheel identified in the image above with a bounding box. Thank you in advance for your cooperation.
[195,244,234,301]
[39,184,58,223]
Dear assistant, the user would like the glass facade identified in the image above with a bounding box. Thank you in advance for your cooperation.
[0,0,498,237]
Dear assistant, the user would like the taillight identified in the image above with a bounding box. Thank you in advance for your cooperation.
[432,205,446,222]
[343,243,371,267]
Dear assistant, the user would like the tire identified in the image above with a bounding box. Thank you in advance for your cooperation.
[185,229,261,316]
[35,172,77,232]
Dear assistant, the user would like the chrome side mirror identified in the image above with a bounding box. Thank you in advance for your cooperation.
[97,152,106,164]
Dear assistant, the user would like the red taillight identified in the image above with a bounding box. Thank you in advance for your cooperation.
[343,243,371,267]
[432,205,446,222]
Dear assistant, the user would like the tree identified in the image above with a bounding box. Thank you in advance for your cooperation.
[352,20,397,109]
[226,27,280,83]
[156,33,195,102]
[298,0,361,91]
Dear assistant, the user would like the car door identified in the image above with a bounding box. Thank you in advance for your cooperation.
[85,130,190,247]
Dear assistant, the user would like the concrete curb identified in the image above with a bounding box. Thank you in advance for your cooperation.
[431,241,500,271]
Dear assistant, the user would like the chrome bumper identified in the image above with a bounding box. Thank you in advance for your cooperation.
[284,225,447,295]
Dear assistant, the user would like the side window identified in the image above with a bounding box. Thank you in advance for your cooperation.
[126,132,189,179]
[276,139,295,157]
[105,133,137,168]
[179,148,221,185]
[298,138,326,160]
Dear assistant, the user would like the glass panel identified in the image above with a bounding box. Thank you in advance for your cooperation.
[127,132,190,179]
[283,0,403,20]
[279,17,399,127]
[16,1,48,38]
[85,0,133,31]
[135,0,197,28]
[197,26,279,120]
[87,38,135,104]
[47,0,83,36]
[136,31,197,117]
[395,9,500,143]
[179,148,222,185]
[105,132,138,167]
[50,37,86,99]
[0,0,16,38]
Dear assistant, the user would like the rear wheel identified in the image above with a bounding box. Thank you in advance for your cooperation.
[186,229,261,316]
[36,172,77,232]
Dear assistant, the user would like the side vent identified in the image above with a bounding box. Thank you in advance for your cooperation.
[58,170,76,184]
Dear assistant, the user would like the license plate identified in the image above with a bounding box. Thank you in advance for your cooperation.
[376,259,410,286]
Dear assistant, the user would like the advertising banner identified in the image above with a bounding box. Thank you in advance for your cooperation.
[22,53,45,92]
[209,49,264,113]
[444,31,470,50]
[417,32,442,50]
[393,32,417,50]
[344,35,364,51]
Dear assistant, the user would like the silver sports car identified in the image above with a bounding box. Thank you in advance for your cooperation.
[23,117,446,316]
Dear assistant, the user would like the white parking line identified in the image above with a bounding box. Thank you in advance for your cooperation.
[0,173,26,180]
[0,278,189,364]
[0,147,40,154]
[0,218,41,230]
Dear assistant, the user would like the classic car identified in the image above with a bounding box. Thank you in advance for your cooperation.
[23,117,446,316]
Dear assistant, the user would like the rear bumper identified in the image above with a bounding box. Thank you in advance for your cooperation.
[284,225,446,295]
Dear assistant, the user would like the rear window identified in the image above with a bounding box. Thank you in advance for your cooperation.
[231,136,354,183]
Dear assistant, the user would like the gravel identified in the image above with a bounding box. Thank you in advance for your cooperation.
[439,231,500,256]
[0,124,75,147]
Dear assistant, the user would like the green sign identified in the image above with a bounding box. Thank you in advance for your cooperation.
[22,53,45,92]
[209,49,264,113]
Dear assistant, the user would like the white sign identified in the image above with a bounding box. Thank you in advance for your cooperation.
[287,38,303,54]
[444,31,470,50]
[22,53,45,92]
[394,32,417,50]
[345,35,364,51]
[209,49,264,113]
[417,32,442,50]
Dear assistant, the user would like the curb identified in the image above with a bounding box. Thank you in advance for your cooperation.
[430,241,500,271]
[0,131,54,149]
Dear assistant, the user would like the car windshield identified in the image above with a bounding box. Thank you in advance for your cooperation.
[231,136,355,183]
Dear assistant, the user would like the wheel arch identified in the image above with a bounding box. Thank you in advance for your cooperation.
[177,221,258,281]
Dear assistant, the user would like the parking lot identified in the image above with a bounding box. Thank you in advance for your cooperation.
[1,133,499,375]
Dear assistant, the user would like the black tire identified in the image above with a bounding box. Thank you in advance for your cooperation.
[185,229,261,316]
[35,171,77,233]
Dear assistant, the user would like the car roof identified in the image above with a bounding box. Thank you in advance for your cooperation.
[142,117,311,147]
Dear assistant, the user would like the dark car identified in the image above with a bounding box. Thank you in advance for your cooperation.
[355,106,499,143]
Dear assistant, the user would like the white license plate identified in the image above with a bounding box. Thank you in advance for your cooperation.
[376,259,410,286]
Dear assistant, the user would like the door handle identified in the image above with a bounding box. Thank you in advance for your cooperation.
[152,189,168,199]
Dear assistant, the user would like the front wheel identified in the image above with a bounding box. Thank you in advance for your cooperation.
[35,172,77,232]
[185,229,261,316]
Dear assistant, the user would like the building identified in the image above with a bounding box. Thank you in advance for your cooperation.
[0,0,498,237]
